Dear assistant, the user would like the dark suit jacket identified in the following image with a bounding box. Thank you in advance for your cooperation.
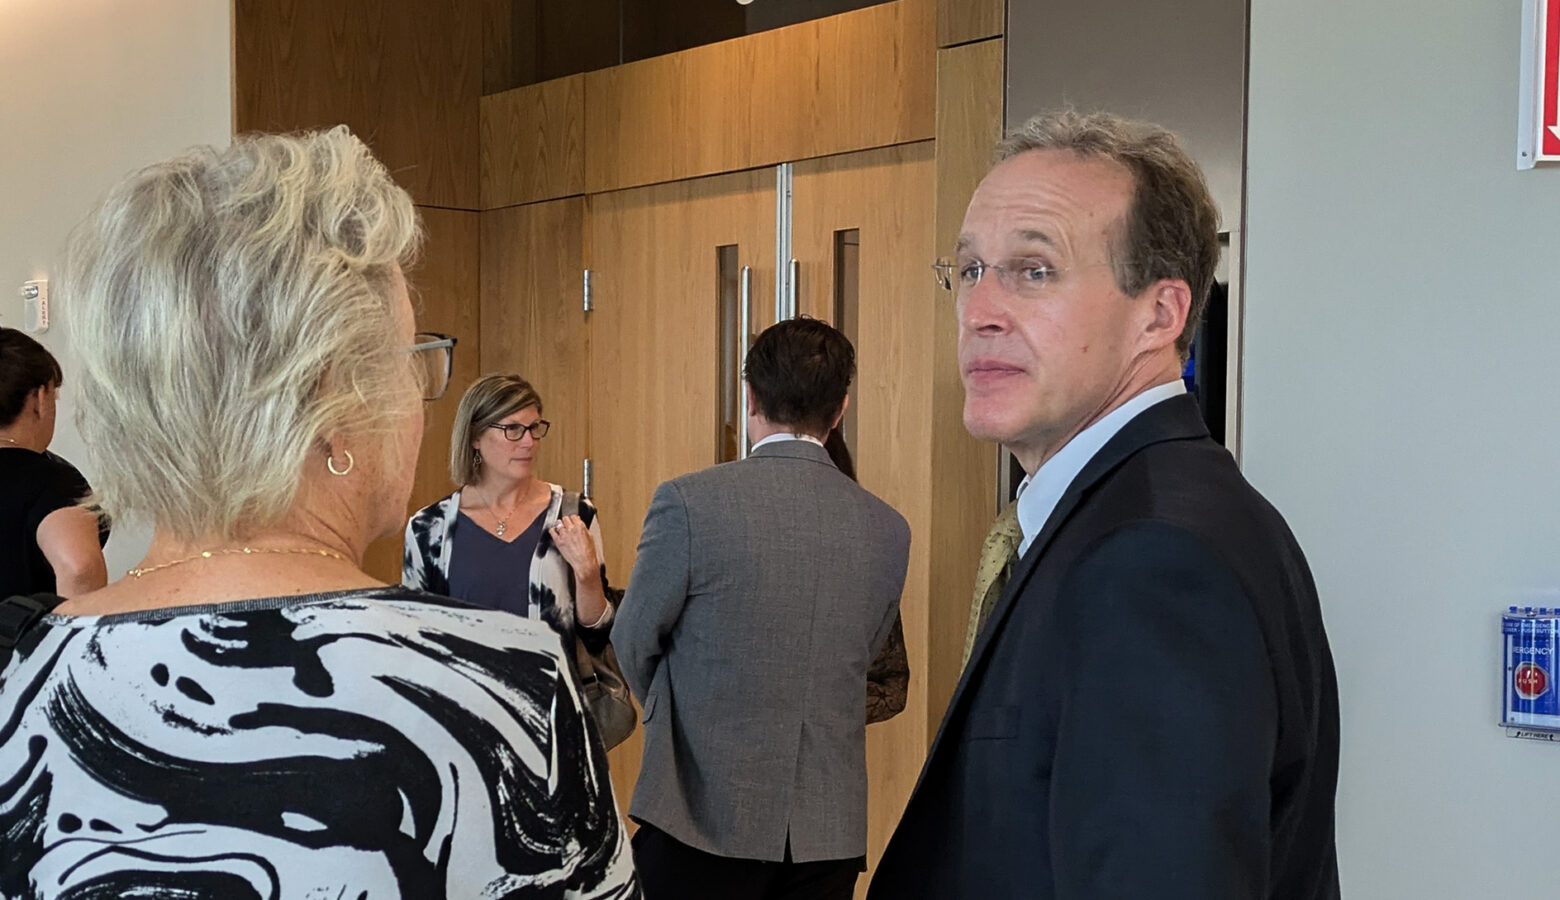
[869,395,1340,900]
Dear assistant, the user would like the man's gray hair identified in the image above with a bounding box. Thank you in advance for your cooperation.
[998,109,1220,360]
[63,127,422,541]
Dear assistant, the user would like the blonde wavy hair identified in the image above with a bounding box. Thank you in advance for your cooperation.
[62,127,423,541]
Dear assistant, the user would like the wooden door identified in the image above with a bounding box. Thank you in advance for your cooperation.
[587,168,776,812]
[791,142,937,885]
[481,197,590,491]
[362,207,481,583]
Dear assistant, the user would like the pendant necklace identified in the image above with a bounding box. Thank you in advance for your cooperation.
[492,488,524,537]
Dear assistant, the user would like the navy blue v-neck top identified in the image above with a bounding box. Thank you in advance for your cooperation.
[446,510,545,616]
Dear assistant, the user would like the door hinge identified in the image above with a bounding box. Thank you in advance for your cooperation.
[583,268,593,312]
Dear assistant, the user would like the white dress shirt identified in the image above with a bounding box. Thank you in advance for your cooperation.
[1015,380,1188,556]
[751,432,826,451]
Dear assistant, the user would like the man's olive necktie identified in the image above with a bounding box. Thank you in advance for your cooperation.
[962,500,1023,666]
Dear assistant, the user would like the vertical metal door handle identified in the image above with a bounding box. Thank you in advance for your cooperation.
[739,264,753,459]
[788,258,799,319]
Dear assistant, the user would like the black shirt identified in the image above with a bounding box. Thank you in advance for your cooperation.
[0,447,102,597]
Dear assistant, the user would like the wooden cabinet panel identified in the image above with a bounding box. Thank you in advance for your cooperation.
[938,0,1004,46]
[362,207,482,583]
[926,37,1004,728]
[934,40,1004,264]
[480,198,589,492]
[481,76,586,209]
[791,144,936,882]
[584,0,933,194]
[587,170,775,810]
[234,0,482,210]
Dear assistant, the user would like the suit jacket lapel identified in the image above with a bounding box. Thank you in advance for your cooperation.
[915,396,1212,781]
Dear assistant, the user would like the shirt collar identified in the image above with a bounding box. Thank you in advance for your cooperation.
[751,432,826,452]
[1015,379,1187,556]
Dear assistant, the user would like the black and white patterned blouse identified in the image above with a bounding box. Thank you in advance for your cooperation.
[403,485,619,662]
[0,587,639,899]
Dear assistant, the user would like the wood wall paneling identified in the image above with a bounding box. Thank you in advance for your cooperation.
[805,0,935,152]
[479,197,590,491]
[937,0,1004,47]
[234,0,483,210]
[791,144,935,887]
[587,171,776,813]
[584,0,934,194]
[481,76,586,208]
[924,37,1005,731]
[483,0,519,94]
[362,207,483,583]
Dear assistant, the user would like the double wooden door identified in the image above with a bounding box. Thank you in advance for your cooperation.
[481,143,935,870]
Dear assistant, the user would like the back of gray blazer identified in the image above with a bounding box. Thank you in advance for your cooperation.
[614,439,911,864]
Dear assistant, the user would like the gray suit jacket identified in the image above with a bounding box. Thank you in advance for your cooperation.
[615,439,911,863]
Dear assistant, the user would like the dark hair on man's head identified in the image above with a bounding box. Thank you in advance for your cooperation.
[0,327,63,428]
[744,317,854,436]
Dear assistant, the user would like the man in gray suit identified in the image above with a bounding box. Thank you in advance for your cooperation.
[616,317,911,900]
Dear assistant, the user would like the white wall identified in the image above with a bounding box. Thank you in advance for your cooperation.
[1,0,232,575]
[1245,1,1560,895]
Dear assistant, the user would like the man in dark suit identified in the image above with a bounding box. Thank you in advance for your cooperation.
[617,317,911,900]
[869,110,1340,899]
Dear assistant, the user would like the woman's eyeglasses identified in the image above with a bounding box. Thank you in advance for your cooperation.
[412,333,457,401]
[487,420,551,441]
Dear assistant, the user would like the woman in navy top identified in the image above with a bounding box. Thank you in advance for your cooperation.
[402,375,618,667]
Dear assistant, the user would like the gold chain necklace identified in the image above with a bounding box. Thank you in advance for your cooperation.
[0,438,20,446]
[128,546,350,578]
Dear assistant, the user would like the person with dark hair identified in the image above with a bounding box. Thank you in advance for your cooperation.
[0,327,107,598]
[615,317,911,900]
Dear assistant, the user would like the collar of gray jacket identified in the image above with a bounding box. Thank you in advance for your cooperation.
[748,439,835,466]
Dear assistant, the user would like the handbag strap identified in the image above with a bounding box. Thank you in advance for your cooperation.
[0,593,64,665]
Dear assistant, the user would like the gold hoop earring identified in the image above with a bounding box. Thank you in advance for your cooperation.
[327,450,355,477]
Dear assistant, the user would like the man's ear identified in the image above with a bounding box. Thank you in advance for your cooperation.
[1141,278,1192,354]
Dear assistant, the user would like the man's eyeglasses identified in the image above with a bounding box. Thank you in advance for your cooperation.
[487,420,551,441]
[412,332,457,401]
[932,259,1066,299]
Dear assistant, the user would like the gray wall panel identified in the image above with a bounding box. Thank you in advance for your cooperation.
[1005,0,1246,227]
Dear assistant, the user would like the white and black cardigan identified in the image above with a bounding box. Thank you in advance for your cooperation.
[402,483,618,655]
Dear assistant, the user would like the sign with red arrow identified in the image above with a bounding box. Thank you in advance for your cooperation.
[1521,0,1560,167]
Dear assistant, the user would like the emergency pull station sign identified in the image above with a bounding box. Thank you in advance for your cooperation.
[1503,609,1560,735]
[1519,0,1560,167]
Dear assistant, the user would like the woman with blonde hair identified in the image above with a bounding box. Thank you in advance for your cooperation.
[0,128,636,898]
[403,375,633,748]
